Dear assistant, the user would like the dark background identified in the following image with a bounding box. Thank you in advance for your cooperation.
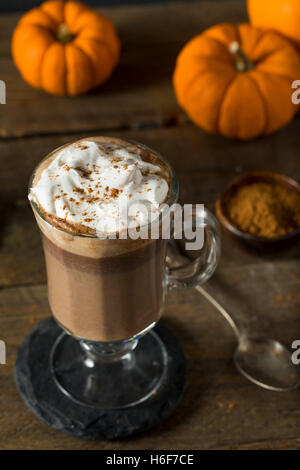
[0,0,228,14]
[1,0,183,13]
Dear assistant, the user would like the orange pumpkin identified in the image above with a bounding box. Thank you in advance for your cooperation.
[173,23,300,140]
[12,0,121,96]
[248,0,300,48]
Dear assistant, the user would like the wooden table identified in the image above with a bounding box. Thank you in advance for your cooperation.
[0,0,300,450]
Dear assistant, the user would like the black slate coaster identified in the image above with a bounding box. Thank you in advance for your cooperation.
[14,318,187,440]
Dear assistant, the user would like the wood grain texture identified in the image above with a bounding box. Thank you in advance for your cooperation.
[0,0,299,450]
[0,121,299,287]
[1,275,300,450]
[0,1,247,137]
[1,123,300,449]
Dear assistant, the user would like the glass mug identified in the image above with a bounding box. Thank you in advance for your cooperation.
[29,138,221,409]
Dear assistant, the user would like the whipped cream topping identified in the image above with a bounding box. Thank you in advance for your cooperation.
[29,140,169,234]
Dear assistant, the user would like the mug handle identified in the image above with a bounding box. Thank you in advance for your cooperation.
[166,206,221,289]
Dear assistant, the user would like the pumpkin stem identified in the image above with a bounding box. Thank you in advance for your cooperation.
[57,24,74,44]
[229,41,254,72]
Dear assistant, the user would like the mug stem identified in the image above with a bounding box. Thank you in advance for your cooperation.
[80,338,138,365]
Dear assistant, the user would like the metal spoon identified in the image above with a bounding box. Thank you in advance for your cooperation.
[195,285,300,391]
[167,239,300,391]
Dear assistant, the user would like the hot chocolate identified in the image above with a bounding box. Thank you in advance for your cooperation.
[29,137,171,342]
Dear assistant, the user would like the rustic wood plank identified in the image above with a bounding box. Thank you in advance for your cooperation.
[0,263,300,450]
[0,119,299,287]
[1,0,300,451]
[217,438,300,450]
[0,122,300,449]
[0,1,247,138]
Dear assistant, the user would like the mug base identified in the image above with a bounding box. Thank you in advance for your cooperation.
[50,327,168,410]
[14,317,187,440]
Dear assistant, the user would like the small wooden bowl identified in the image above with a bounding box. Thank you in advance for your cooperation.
[216,171,300,249]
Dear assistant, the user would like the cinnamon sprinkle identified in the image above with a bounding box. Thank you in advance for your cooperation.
[74,166,92,177]
[75,144,88,150]
[110,188,119,199]
[73,188,85,194]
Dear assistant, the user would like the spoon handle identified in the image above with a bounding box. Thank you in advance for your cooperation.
[195,285,240,339]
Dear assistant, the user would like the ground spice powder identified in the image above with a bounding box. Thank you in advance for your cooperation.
[227,182,300,238]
